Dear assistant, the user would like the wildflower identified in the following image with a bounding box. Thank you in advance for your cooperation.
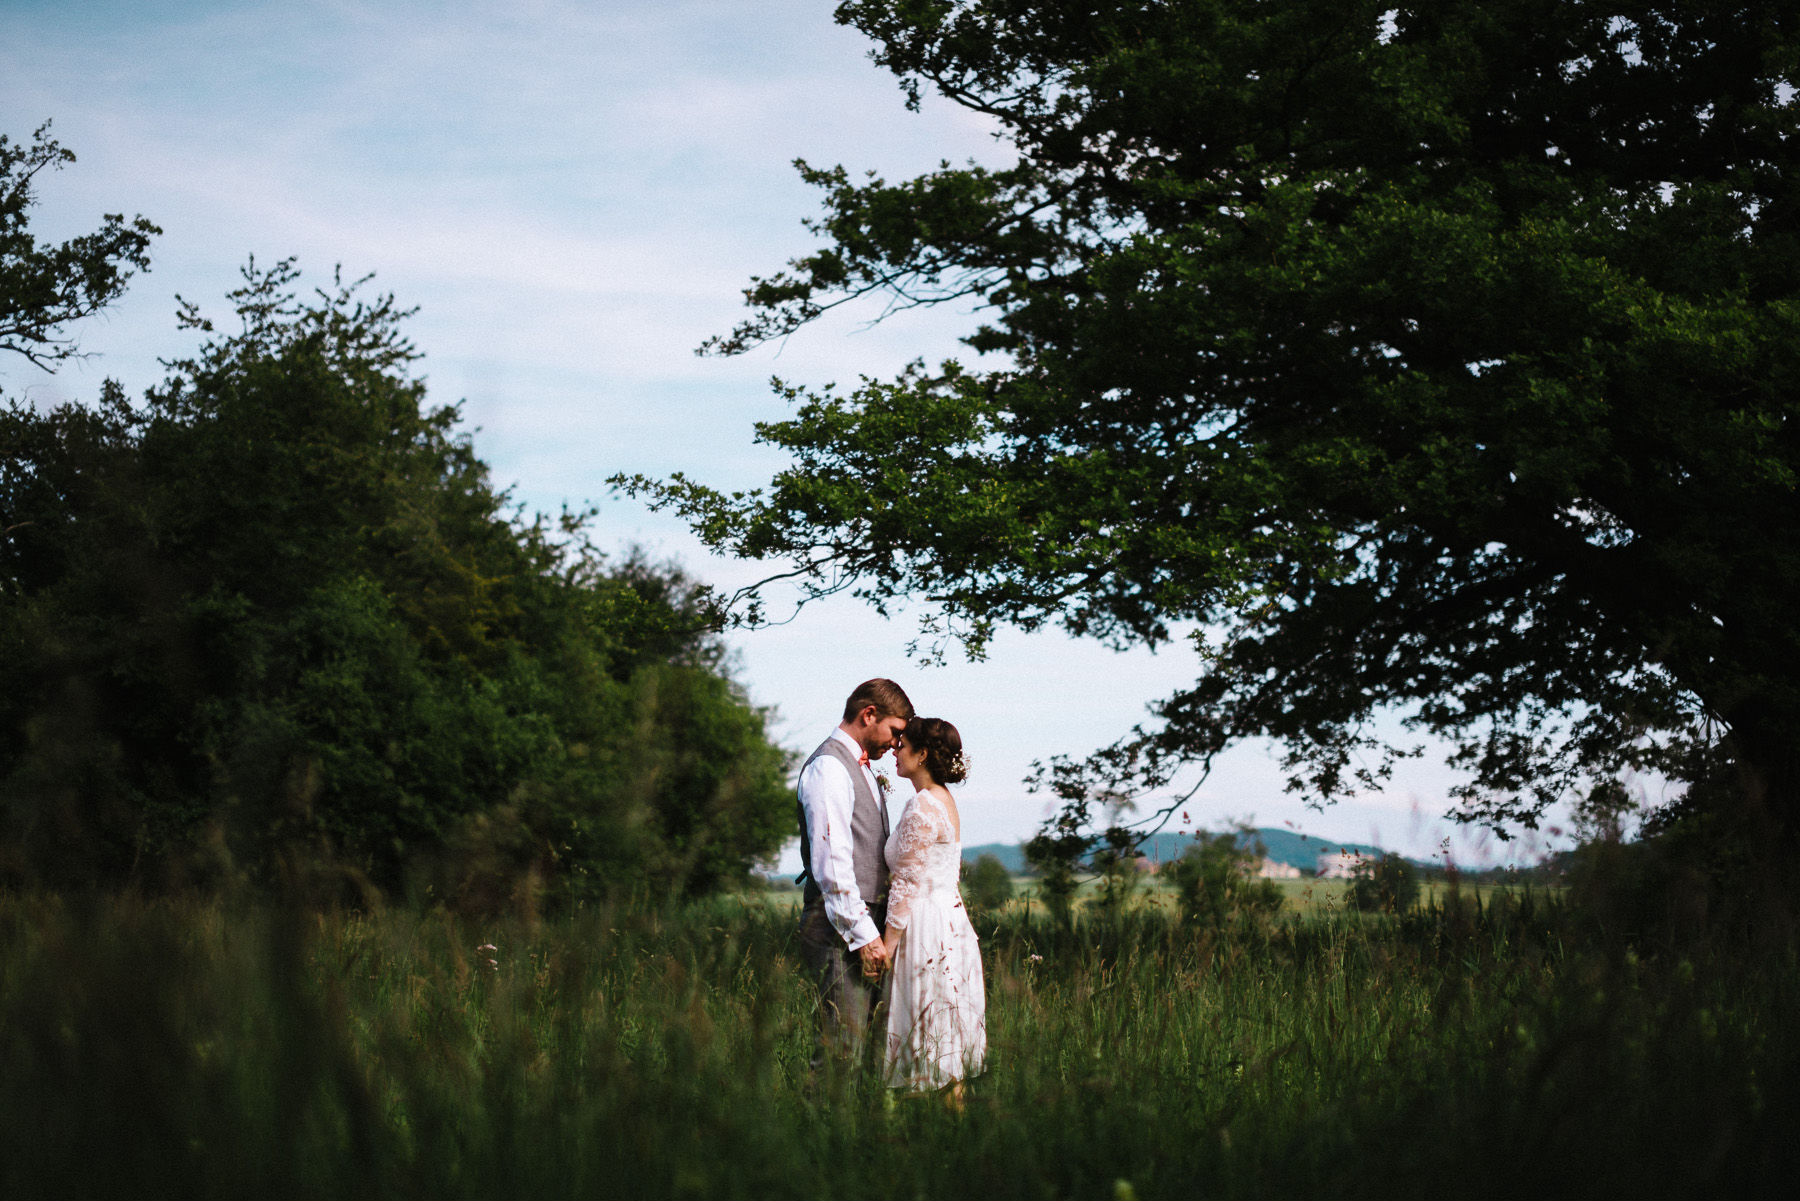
[1028,953,1043,963]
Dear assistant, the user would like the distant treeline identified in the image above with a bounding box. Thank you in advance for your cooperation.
[0,261,792,903]
[964,828,1389,876]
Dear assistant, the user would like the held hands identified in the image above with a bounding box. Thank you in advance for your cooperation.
[858,939,889,979]
[867,927,904,981]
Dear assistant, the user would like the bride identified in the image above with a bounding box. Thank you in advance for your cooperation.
[879,716,987,1101]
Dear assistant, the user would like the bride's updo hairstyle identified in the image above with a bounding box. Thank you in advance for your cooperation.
[904,717,968,785]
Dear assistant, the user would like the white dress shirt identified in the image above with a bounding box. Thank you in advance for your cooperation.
[798,727,885,951]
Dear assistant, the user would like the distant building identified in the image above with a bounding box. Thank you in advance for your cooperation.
[1316,850,1368,879]
[1256,857,1302,879]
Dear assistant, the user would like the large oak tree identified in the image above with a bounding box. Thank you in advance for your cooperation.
[623,0,1800,853]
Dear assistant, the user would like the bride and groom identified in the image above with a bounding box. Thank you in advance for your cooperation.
[796,678,986,1099]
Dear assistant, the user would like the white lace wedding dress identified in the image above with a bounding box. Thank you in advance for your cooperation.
[883,789,987,1090]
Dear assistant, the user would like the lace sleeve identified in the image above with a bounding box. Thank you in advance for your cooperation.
[884,796,946,933]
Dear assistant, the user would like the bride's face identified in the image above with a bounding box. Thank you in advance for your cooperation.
[894,735,927,783]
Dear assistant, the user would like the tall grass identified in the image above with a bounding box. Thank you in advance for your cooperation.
[0,889,1792,1199]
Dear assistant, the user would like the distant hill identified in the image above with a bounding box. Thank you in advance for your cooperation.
[963,828,1389,875]
[960,842,1031,874]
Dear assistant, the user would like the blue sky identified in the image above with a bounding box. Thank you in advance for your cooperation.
[1,0,1604,866]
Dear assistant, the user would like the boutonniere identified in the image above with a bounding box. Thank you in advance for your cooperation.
[875,773,892,795]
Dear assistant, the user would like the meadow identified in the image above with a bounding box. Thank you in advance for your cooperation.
[763,873,1557,917]
[0,885,1792,1201]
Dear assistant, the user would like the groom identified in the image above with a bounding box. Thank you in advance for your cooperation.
[796,677,915,1069]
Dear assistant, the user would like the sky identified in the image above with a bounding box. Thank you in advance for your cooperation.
[0,0,1610,868]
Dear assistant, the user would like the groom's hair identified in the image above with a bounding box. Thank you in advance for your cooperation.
[843,678,915,723]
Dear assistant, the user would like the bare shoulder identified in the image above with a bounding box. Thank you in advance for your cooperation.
[930,786,961,841]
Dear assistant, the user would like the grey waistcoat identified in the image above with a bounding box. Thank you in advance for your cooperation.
[797,735,891,926]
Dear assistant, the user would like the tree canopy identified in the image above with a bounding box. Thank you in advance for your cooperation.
[1,131,792,899]
[620,0,1800,854]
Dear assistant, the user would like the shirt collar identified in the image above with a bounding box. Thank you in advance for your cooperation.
[830,727,872,767]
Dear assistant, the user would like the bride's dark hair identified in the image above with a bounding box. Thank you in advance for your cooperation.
[904,717,968,785]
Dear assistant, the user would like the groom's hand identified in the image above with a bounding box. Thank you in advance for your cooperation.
[858,940,888,978]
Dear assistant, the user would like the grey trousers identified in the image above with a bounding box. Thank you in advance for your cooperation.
[798,897,885,1071]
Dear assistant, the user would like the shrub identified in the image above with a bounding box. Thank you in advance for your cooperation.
[1090,826,1146,914]
[1349,853,1420,913]
[1165,830,1283,926]
[961,852,1015,913]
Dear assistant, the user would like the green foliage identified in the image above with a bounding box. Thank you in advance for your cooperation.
[618,1,1800,853]
[960,851,1014,912]
[0,891,1794,1199]
[1165,830,1284,926]
[1563,806,1779,942]
[1089,824,1147,913]
[0,257,791,898]
[1349,852,1422,914]
[1022,801,1088,922]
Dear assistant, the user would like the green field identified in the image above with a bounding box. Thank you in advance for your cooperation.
[0,888,1790,1199]
[800,873,1553,916]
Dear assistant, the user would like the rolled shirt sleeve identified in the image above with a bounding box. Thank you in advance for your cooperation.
[799,751,881,952]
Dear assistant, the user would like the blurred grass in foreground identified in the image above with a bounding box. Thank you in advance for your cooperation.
[0,890,1793,1200]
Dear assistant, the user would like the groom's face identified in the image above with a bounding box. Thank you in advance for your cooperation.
[855,708,907,760]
